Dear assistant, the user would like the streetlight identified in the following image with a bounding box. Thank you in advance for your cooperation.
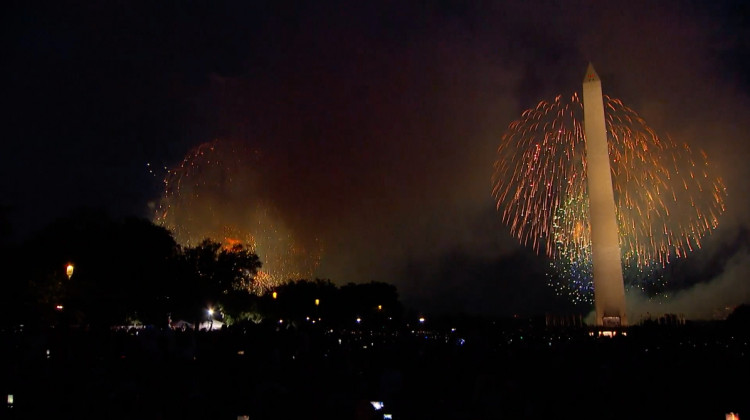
[66,263,74,280]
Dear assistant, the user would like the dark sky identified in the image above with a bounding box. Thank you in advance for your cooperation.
[3,0,750,320]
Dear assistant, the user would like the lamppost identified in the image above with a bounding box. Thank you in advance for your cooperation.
[56,263,74,319]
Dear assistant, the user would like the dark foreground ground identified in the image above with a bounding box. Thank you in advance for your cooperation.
[1,319,748,420]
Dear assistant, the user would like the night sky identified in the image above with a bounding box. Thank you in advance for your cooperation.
[3,0,750,320]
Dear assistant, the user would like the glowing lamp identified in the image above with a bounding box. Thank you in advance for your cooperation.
[315,298,320,306]
[272,291,277,299]
[66,263,74,279]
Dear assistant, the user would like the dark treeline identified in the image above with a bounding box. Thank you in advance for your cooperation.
[0,210,402,330]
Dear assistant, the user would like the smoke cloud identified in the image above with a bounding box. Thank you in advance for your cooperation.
[4,0,749,319]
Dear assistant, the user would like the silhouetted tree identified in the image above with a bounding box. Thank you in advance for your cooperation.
[173,239,261,325]
[726,303,750,333]
[339,281,403,326]
[8,210,180,328]
[261,279,404,328]
[270,278,338,323]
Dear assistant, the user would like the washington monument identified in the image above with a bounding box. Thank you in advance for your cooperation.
[582,63,627,327]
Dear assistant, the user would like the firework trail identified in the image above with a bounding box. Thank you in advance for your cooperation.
[155,139,322,294]
[492,94,726,303]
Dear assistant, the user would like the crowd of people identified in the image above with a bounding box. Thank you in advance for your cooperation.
[1,317,748,419]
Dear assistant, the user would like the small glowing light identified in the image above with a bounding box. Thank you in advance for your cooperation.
[278,319,283,324]
[418,317,425,323]
[7,394,13,406]
[55,305,63,311]
[377,305,382,310]
[315,298,320,306]
[272,291,277,299]
[384,414,393,419]
[237,350,245,355]
[207,308,214,316]
[370,401,384,410]
[356,317,361,324]
[66,263,74,279]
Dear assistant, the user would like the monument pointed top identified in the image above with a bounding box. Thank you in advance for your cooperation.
[583,62,600,84]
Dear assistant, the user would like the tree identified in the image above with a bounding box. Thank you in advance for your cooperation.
[338,281,403,326]
[726,304,750,333]
[258,279,404,329]
[269,278,338,323]
[173,239,261,325]
[8,210,181,328]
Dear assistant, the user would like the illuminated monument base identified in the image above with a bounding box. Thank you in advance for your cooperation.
[582,63,627,328]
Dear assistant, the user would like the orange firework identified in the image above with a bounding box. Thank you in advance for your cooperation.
[155,139,322,294]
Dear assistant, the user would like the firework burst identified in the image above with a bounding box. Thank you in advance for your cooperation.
[155,139,322,294]
[493,94,726,303]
